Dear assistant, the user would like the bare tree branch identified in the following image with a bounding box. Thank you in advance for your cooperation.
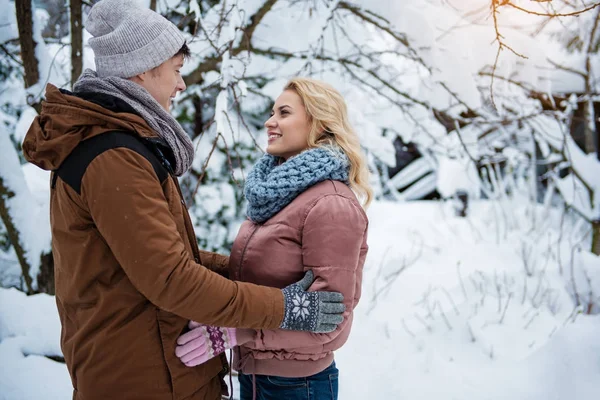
[505,1,600,17]
[490,0,528,110]
[241,0,278,46]
[478,71,566,110]
[183,0,280,86]
[337,1,430,70]
[0,43,23,66]
[0,177,34,294]
[183,56,220,86]
[547,58,586,78]
[337,1,410,48]
[231,86,264,153]
[192,133,220,199]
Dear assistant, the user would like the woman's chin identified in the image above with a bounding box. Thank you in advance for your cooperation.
[265,146,281,157]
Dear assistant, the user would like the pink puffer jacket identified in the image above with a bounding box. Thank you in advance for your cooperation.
[229,179,369,377]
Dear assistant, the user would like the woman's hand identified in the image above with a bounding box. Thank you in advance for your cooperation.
[175,321,254,367]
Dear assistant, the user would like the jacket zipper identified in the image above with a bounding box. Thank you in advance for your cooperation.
[236,222,260,373]
[238,223,260,282]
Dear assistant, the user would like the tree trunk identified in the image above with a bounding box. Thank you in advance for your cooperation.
[15,0,40,94]
[37,251,55,295]
[193,95,204,139]
[70,0,83,87]
[592,220,600,256]
[585,10,600,256]
[583,97,597,155]
[150,0,157,11]
[13,1,54,293]
[584,9,600,156]
[0,176,34,294]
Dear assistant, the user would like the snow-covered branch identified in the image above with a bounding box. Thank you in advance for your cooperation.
[0,125,50,293]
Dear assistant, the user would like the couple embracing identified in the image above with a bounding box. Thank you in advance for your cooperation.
[23,1,371,399]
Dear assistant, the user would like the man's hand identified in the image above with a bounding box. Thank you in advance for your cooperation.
[279,270,345,333]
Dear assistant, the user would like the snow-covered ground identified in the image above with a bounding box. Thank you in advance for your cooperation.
[337,200,599,400]
[1,199,599,399]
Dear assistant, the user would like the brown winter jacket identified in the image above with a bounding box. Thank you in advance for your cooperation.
[230,180,369,377]
[22,84,284,400]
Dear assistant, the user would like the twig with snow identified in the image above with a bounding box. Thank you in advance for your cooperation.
[401,318,416,338]
[498,292,512,324]
[413,312,433,333]
[521,273,528,305]
[442,287,460,316]
[523,310,540,329]
[436,301,453,331]
[457,262,469,301]
[563,303,584,325]
[494,269,503,313]
[192,133,220,198]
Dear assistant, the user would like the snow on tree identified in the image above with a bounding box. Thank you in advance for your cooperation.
[1,0,599,294]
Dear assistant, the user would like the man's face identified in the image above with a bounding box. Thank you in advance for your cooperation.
[134,54,186,111]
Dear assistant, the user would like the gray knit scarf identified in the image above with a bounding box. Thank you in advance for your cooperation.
[73,69,194,176]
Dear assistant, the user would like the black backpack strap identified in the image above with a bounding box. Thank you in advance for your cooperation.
[53,131,169,195]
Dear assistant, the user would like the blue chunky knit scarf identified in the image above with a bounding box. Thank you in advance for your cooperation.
[245,147,350,223]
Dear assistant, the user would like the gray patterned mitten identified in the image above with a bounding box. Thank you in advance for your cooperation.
[279,270,345,333]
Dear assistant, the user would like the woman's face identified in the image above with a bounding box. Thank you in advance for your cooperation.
[264,90,311,160]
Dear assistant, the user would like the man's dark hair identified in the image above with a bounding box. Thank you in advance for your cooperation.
[148,42,191,76]
[175,42,191,60]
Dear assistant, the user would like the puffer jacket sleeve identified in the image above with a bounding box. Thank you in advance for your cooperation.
[81,147,283,329]
[199,250,230,278]
[245,194,368,352]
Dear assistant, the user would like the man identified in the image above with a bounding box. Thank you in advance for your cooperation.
[22,1,345,399]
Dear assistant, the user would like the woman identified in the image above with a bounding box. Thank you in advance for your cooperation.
[175,77,372,400]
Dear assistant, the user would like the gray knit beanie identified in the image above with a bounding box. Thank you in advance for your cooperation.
[86,0,185,78]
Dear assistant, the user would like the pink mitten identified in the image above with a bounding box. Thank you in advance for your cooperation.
[175,321,254,367]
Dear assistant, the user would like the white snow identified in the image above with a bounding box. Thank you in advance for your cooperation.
[1,200,598,399]
[0,288,70,400]
[13,107,38,143]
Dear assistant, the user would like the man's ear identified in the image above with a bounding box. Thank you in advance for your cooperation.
[129,72,147,84]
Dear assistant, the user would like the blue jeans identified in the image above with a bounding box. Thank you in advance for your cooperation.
[239,361,339,400]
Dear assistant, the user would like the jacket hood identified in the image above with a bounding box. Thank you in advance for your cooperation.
[23,84,157,171]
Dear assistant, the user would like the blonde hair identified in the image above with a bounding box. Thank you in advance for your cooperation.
[284,77,373,208]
